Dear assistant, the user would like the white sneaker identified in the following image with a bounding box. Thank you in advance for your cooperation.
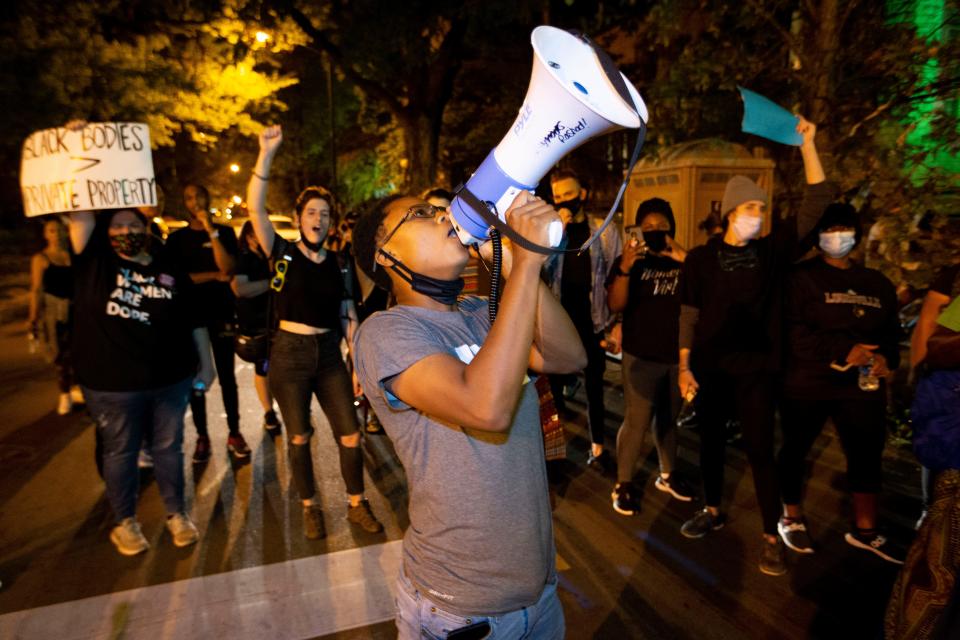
[166,512,199,547]
[70,386,85,405]
[56,393,72,415]
[110,518,150,556]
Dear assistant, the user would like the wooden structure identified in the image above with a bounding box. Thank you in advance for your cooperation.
[624,139,776,249]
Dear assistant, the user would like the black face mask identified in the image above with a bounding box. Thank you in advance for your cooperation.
[379,250,464,305]
[557,197,583,218]
[642,230,668,253]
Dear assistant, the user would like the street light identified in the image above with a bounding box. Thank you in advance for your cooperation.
[229,163,240,173]
[232,195,242,204]
[255,31,270,43]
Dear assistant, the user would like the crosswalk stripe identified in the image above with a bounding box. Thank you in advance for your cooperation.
[0,541,402,640]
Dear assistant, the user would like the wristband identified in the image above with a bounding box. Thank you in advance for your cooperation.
[617,267,631,277]
[208,229,219,239]
[253,171,269,181]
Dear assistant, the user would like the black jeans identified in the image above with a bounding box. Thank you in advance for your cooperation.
[190,323,239,436]
[779,393,886,504]
[269,330,362,499]
[697,370,780,535]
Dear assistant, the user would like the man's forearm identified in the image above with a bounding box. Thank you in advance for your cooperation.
[531,279,587,372]
[209,236,236,275]
[463,260,542,422]
[190,271,225,284]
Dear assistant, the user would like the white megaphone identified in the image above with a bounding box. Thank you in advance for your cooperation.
[450,26,648,248]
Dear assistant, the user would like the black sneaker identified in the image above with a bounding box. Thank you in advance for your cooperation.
[681,508,726,539]
[611,482,641,516]
[347,499,384,533]
[302,504,326,540]
[759,537,788,576]
[844,529,904,565]
[778,517,815,554]
[655,474,694,502]
[264,410,282,434]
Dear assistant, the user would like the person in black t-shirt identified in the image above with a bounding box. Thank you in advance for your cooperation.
[606,198,694,516]
[232,221,282,434]
[68,206,215,556]
[247,125,383,539]
[677,116,831,577]
[777,203,903,564]
[165,183,249,462]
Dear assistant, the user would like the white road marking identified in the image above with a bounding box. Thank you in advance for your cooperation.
[0,541,402,640]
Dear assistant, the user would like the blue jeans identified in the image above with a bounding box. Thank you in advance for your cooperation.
[84,377,192,522]
[394,568,564,640]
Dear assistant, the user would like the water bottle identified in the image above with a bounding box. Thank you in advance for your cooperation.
[858,361,880,392]
[677,387,697,428]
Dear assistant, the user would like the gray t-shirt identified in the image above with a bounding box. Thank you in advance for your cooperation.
[354,297,555,616]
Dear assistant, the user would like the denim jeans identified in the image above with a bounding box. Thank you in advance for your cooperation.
[394,568,564,640]
[83,377,192,522]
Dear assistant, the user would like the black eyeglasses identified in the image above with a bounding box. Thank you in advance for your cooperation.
[374,203,440,271]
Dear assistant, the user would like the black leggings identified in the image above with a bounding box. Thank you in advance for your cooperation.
[779,394,886,504]
[269,330,363,500]
[551,318,607,446]
[190,325,239,436]
[697,370,781,535]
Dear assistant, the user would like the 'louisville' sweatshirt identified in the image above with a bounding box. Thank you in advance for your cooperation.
[783,257,901,399]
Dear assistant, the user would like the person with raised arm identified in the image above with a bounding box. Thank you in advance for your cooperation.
[246,125,382,539]
[67,187,214,555]
[676,116,831,576]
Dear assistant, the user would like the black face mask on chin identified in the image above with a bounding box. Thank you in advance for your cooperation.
[378,250,464,305]
[299,221,325,252]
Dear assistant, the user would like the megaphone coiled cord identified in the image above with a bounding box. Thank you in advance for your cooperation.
[487,229,502,324]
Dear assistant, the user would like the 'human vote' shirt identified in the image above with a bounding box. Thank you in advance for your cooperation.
[73,228,200,392]
[353,297,555,617]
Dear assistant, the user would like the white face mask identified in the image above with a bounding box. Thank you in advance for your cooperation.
[731,215,763,242]
[819,230,857,258]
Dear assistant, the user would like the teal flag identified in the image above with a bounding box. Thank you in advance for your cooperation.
[738,86,802,146]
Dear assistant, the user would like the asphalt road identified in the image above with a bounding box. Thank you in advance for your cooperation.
[0,321,924,639]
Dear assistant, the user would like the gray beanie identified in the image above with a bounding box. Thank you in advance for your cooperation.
[721,175,768,217]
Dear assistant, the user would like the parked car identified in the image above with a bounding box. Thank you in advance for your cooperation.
[225,214,300,242]
[151,216,189,241]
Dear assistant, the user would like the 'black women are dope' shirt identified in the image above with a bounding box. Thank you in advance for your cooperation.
[73,224,200,392]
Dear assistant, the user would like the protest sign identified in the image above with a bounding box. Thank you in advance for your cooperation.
[738,87,803,146]
[20,122,156,217]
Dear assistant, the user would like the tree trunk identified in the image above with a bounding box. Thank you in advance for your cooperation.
[810,0,839,152]
[400,110,441,193]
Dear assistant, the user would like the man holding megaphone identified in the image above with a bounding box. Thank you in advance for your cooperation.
[353,191,586,639]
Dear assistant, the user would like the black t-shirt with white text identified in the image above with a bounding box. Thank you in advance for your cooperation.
[73,224,200,392]
[606,254,681,363]
[164,224,238,327]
